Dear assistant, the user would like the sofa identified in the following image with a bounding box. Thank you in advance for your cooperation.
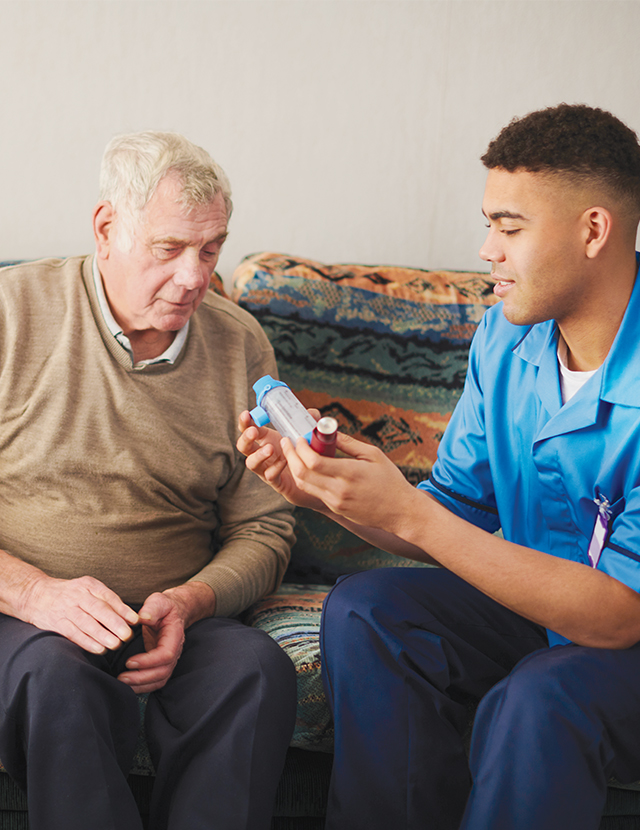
[1,251,640,829]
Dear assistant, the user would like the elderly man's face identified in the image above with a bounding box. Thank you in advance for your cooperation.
[97,173,228,344]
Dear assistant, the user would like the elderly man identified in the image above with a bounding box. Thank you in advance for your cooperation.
[0,132,296,830]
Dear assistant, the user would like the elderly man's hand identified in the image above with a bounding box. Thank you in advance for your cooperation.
[118,582,216,694]
[20,574,139,653]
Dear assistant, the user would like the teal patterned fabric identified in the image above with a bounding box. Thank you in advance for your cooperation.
[233,252,498,583]
[244,585,333,752]
[234,252,500,751]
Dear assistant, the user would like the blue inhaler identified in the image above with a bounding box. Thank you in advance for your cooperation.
[251,375,317,444]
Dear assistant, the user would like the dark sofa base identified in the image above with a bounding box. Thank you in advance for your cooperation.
[1,748,640,828]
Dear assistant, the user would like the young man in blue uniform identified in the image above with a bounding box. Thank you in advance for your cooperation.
[238,104,640,829]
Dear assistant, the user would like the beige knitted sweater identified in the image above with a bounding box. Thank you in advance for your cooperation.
[0,256,295,617]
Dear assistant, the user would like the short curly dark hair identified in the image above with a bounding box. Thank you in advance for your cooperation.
[481,104,640,215]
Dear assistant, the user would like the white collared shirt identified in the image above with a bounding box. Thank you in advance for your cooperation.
[92,255,189,366]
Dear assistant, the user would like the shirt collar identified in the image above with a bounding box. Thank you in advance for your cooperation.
[600,252,640,406]
[92,255,189,366]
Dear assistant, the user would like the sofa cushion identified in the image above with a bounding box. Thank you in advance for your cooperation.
[233,252,498,583]
[244,583,333,753]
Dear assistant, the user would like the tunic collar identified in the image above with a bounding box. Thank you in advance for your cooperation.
[512,253,640,411]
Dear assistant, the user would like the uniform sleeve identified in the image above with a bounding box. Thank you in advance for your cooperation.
[597,490,640,593]
[418,313,501,534]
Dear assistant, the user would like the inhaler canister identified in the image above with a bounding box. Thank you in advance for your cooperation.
[250,375,318,444]
[310,417,338,457]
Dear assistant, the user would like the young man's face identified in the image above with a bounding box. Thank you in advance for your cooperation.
[99,173,228,338]
[480,168,590,329]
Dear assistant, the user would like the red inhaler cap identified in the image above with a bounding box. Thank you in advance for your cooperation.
[310,417,338,457]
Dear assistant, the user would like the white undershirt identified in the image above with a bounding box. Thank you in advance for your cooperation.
[557,340,597,404]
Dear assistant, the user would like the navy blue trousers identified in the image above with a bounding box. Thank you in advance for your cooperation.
[0,613,297,830]
[320,567,640,830]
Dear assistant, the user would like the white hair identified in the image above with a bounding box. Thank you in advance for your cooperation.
[99,131,233,249]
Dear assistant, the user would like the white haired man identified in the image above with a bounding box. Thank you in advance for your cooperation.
[0,132,296,830]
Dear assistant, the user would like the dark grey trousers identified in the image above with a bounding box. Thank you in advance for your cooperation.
[0,613,297,830]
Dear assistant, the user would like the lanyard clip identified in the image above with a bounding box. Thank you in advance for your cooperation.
[594,495,612,520]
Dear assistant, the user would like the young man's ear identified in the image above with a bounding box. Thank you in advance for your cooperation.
[583,206,613,259]
[92,201,116,260]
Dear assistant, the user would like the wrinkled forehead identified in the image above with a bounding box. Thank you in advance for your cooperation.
[133,176,228,235]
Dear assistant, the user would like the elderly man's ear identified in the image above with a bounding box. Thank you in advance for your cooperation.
[93,201,116,260]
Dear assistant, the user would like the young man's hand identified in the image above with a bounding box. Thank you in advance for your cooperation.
[237,410,326,511]
[280,431,417,532]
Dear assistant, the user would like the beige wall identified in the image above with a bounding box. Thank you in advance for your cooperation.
[1,0,639,284]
